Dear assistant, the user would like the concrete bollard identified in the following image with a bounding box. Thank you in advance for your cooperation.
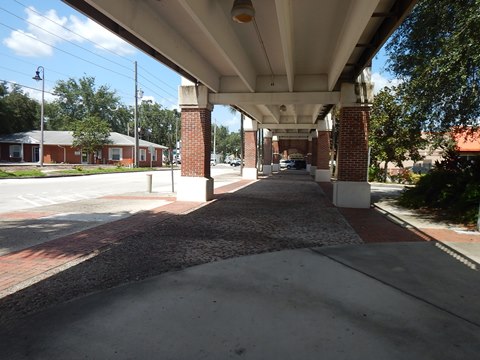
[146,174,152,193]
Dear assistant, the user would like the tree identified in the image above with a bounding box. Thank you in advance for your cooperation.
[0,82,38,134]
[386,0,480,133]
[48,76,122,131]
[72,116,112,164]
[369,87,424,181]
[139,101,180,146]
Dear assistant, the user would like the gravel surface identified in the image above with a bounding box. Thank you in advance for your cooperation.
[0,172,362,326]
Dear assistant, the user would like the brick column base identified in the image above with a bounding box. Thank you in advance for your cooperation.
[177,107,214,202]
[243,130,257,179]
[315,131,331,182]
[272,140,280,172]
[333,106,370,208]
[263,136,272,175]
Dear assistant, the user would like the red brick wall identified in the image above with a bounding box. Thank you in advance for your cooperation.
[263,137,272,164]
[306,140,312,164]
[279,139,308,158]
[316,131,330,169]
[244,131,257,168]
[272,140,280,164]
[181,108,211,177]
[311,138,317,167]
[337,107,369,181]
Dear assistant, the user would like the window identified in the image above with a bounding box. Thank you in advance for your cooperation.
[109,148,122,161]
[152,149,157,161]
[9,145,21,158]
[140,149,146,161]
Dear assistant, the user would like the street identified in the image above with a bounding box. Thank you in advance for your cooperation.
[0,165,241,214]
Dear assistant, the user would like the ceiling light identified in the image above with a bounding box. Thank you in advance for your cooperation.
[231,0,255,23]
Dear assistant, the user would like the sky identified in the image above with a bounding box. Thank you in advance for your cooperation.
[0,0,398,133]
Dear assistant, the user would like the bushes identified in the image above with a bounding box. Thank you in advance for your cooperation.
[398,149,480,225]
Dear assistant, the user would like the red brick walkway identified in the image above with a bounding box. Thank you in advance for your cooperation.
[317,181,480,244]
[0,180,254,297]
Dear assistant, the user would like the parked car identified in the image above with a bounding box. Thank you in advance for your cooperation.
[280,159,295,169]
[230,159,241,166]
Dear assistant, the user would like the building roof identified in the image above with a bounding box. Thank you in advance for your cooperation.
[0,131,167,149]
[453,130,480,152]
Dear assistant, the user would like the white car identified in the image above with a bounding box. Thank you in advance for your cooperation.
[280,159,295,169]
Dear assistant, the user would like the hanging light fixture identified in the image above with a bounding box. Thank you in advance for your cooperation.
[279,104,287,112]
[231,0,255,23]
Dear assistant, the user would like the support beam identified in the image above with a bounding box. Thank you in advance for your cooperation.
[275,0,294,92]
[209,91,340,105]
[178,0,256,92]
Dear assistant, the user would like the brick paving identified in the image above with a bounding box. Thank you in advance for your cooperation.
[0,173,477,304]
[0,180,255,298]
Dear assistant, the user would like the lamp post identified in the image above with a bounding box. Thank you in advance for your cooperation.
[32,66,44,166]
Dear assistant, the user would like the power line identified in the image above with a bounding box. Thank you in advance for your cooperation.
[137,82,177,107]
[137,64,178,93]
[0,78,55,95]
[0,65,57,87]
[0,5,134,74]
[0,22,132,80]
[12,0,134,65]
[0,53,72,79]
[2,2,181,107]
[137,74,177,100]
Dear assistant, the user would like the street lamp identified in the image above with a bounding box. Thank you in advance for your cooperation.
[32,66,44,166]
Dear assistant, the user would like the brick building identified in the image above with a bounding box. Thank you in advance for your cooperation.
[0,130,167,167]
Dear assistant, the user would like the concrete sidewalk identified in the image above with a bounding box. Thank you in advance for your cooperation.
[0,171,479,359]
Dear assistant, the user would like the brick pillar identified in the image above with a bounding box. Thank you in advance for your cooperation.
[177,83,214,201]
[310,134,317,176]
[315,131,331,181]
[243,117,258,179]
[244,131,257,165]
[181,108,211,178]
[306,138,312,171]
[263,130,273,175]
[333,105,370,208]
[337,107,368,181]
[272,136,280,172]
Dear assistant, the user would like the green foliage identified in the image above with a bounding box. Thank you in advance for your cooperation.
[386,0,480,133]
[48,76,122,131]
[138,101,180,147]
[398,148,480,225]
[0,169,45,178]
[369,87,425,181]
[212,124,241,157]
[0,82,38,134]
[72,116,112,163]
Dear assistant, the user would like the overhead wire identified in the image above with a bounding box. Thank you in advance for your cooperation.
[0,78,55,95]
[0,5,134,74]
[2,2,179,105]
[12,0,134,65]
[0,22,136,84]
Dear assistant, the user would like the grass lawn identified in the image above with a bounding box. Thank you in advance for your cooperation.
[0,165,172,178]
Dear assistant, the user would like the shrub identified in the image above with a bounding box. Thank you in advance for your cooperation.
[398,149,480,225]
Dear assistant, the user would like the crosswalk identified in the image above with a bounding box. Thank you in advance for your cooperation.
[16,190,115,209]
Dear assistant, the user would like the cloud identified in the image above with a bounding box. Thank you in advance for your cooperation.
[3,6,135,57]
[3,30,52,57]
[69,16,135,55]
[372,72,402,94]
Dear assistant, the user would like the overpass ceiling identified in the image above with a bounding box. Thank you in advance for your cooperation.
[63,0,416,139]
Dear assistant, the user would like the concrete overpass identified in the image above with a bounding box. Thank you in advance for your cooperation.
[63,0,417,207]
